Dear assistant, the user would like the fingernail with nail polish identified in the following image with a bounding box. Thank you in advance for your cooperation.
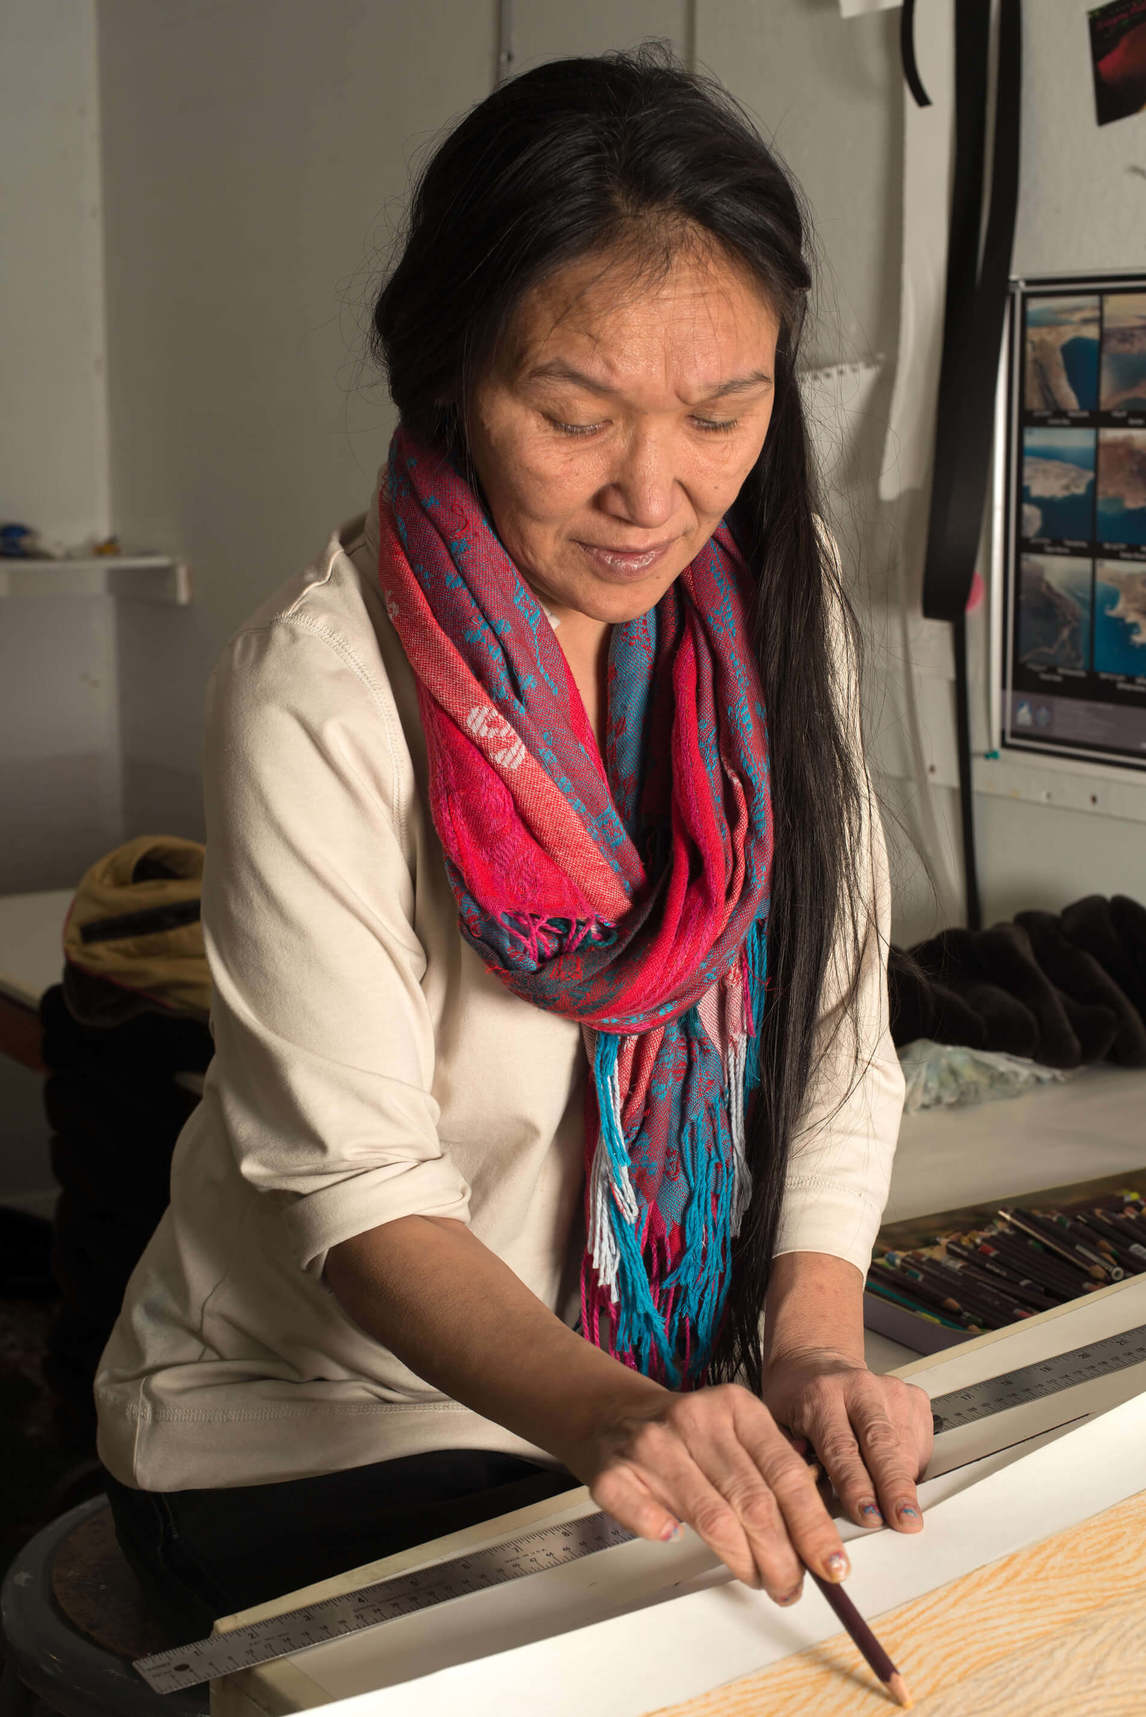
[778,1584,803,1606]
[825,1551,849,1580]
[897,1504,920,1522]
[860,1502,883,1524]
[660,1521,682,1542]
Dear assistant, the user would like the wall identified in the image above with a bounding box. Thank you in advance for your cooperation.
[7,0,1142,926]
[97,0,687,843]
[0,0,121,894]
[97,0,488,839]
[705,0,1146,943]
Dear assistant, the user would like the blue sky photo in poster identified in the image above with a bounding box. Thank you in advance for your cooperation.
[1094,560,1146,677]
[1025,297,1100,412]
[1021,428,1096,540]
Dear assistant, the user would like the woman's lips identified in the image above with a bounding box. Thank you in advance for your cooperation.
[576,538,676,578]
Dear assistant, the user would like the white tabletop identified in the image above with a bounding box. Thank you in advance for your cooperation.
[0,888,74,1007]
[887,1064,1146,1222]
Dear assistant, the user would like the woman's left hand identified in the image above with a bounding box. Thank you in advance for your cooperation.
[762,1349,934,1533]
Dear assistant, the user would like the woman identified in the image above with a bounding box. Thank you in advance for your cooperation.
[96,47,930,1640]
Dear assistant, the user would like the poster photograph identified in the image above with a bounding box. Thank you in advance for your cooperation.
[1004,275,1146,770]
[1088,0,1146,126]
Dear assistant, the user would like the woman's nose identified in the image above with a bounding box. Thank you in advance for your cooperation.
[600,426,679,528]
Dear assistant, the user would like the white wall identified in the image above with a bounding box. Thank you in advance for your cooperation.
[6,0,1142,932]
[0,0,121,894]
[698,0,903,370]
[0,0,110,544]
[97,0,687,843]
[509,0,687,67]
[97,0,493,840]
[706,0,1146,943]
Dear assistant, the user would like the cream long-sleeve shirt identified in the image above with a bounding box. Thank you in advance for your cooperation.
[95,486,905,1492]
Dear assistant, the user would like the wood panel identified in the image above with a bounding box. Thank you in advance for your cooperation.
[647,1488,1146,1716]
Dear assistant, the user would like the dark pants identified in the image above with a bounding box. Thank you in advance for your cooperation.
[105,1450,579,1645]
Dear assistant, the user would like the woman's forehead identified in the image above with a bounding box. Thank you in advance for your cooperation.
[503,245,779,396]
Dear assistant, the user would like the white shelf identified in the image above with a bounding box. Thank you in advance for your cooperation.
[0,555,191,605]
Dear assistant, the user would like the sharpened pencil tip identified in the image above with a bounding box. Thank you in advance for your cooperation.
[888,1671,913,1708]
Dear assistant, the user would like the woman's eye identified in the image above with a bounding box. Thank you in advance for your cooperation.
[692,416,740,434]
[549,418,604,437]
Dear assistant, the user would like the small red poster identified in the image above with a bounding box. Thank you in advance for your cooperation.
[1089,0,1146,125]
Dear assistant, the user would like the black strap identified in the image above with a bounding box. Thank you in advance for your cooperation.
[78,897,202,945]
[917,0,1022,929]
[900,0,932,109]
[922,0,1021,624]
[952,613,981,930]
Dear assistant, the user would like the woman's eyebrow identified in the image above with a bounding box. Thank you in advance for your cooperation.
[525,361,773,399]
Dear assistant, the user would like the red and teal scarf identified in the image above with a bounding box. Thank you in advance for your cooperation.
[378,428,773,1386]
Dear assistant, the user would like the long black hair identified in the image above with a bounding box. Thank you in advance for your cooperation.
[371,45,872,1393]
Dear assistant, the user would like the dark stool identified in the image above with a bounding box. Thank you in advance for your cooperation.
[1,1496,207,1717]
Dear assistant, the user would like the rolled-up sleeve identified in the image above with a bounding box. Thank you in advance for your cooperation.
[772,788,904,1273]
[201,614,471,1277]
[772,571,905,1274]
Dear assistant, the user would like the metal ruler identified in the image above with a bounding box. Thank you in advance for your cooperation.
[135,1510,635,1694]
[136,1321,1146,1695]
[929,1321,1146,1431]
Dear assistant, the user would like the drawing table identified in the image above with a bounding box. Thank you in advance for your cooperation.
[208,1275,1146,1716]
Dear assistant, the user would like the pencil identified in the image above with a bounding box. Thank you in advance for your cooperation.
[1001,1209,1107,1280]
[871,1260,983,1329]
[1103,1210,1146,1265]
[866,1274,972,1331]
[1043,1213,1123,1279]
[906,1253,1032,1324]
[886,1252,1017,1327]
[989,1224,1100,1295]
[1022,1207,1120,1279]
[976,1233,1080,1301]
[1072,1212,1143,1274]
[790,1443,913,1708]
[942,1239,1055,1310]
[810,1569,913,1707]
[957,1236,1059,1305]
[870,1258,974,1319]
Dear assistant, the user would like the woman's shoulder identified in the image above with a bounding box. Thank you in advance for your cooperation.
[206,511,420,819]
[215,512,398,704]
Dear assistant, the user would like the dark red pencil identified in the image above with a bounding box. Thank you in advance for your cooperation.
[810,1570,913,1708]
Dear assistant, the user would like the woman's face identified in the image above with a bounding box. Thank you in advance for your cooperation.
[466,239,781,630]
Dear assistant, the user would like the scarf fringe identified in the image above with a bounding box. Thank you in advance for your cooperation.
[583,914,769,1387]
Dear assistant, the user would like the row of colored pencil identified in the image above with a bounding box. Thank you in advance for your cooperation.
[867,1192,1146,1333]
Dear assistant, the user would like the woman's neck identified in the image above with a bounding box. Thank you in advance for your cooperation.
[557,616,611,755]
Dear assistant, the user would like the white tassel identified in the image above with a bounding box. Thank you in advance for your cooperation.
[605,1044,640,1226]
[586,1034,639,1296]
[727,1034,753,1234]
[587,1135,622,1295]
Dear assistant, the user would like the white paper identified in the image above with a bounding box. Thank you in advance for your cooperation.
[289,1393,1146,1715]
[839,0,901,17]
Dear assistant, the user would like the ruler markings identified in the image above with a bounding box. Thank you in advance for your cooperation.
[135,1512,634,1694]
[136,1322,1146,1695]
[929,1323,1146,1430]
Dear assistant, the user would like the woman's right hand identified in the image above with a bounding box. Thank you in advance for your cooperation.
[566,1380,849,1605]
[326,1216,847,1604]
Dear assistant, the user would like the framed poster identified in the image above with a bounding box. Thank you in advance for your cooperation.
[1002,273,1146,770]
